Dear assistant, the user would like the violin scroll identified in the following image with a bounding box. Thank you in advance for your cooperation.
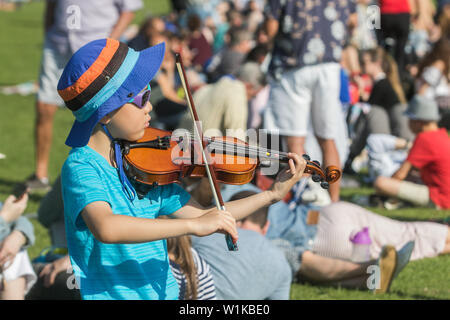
[301,155,341,190]
[325,166,341,184]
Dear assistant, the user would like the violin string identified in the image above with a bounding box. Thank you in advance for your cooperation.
[193,140,325,177]
[156,132,326,178]
[177,133,291,160]
[194,139,288,161]
[182,134,326,176]
[209,142,287,160]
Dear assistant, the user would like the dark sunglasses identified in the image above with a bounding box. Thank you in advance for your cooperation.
[128,84,151,108]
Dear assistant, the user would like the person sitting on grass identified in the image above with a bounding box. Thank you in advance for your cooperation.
[0,191,36,300]
[191,194,292,300]
[167,233,217,300]
[219,184,450,294]
[25,176,80,300]
[374,95,450,209]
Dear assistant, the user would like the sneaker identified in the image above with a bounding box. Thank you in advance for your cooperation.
[375,245,397,294]
[392,241,414,280]
[369,194,388,207]
[25,174,51,192]
[383,198,402,210]
[351,194,371,206]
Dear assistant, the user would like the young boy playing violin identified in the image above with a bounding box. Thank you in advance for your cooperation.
[57,38,306,300]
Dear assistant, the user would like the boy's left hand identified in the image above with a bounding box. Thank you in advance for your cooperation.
[270,153,306,202]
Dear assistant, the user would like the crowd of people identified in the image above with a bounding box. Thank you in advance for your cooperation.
[0,0,450,300]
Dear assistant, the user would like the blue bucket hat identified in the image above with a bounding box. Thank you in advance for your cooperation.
[57,38,165,147]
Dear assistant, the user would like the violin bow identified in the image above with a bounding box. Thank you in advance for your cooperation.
[175,53,238,251]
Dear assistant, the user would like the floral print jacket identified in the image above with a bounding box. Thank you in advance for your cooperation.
[267,0,356,78]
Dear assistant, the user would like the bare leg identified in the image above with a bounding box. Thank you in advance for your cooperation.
[441,227,450,255]
[286,136,306,157]
[373,176,402,197]
[328,275,369,289]
[298,251,376,282]
[341,45,362,75]
[0,277,26,300]
[316,137,341,202]
[286,136,340,202]
[35,101,58,179]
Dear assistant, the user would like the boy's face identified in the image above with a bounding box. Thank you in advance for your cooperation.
[104,100,152,142]
[408,119,424,134]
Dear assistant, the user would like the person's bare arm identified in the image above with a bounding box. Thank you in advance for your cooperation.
[348,12,358,29]
[172,190,276,222]
[409,0,418,17]
[264,17,279,42]
[109,11,135,40]
[157,73,187,105]
[418,60,445,94]
[394,138,411,150]
[299,251,375,282]
[392,160,412,180]
[172,153,306,222]
[80,200,238,244]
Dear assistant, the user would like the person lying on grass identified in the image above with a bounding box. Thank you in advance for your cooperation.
[219,184,450,294]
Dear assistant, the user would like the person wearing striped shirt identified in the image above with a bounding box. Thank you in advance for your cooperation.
[167,235,216,300]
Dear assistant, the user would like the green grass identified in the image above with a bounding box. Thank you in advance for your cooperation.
[0,0,449,300]
[291,255,450,300]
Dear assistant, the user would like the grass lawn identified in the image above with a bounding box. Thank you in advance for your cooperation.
[0,0,449,300]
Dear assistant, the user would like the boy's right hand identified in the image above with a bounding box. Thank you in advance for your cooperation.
[0,194,28,223]
[190,209,238,244]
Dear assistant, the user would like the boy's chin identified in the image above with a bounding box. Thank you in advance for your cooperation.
[127,131,145,142]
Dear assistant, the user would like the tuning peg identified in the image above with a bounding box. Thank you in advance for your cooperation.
[312,160,321,167]
[312,174,321,182]
[320,181,329,189]
[302,154,311,161]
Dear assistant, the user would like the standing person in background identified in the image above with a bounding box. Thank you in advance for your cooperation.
[407,0,438,61]
[263,0,357,202]
[26,0,143,191]
[376,0,411,77]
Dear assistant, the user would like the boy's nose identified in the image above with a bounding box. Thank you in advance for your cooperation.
[143,101,152,113]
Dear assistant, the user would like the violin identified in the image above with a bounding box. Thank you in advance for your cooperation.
[118,127,341,191]
[117,53,341,251]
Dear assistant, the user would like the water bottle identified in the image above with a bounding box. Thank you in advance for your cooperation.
[349,227,372,262]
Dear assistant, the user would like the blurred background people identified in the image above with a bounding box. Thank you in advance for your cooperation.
[27,0,143,192]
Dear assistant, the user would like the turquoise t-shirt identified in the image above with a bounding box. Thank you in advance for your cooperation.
[61,146,191,300]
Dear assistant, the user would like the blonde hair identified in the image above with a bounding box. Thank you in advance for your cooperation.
[167,235,198,299]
